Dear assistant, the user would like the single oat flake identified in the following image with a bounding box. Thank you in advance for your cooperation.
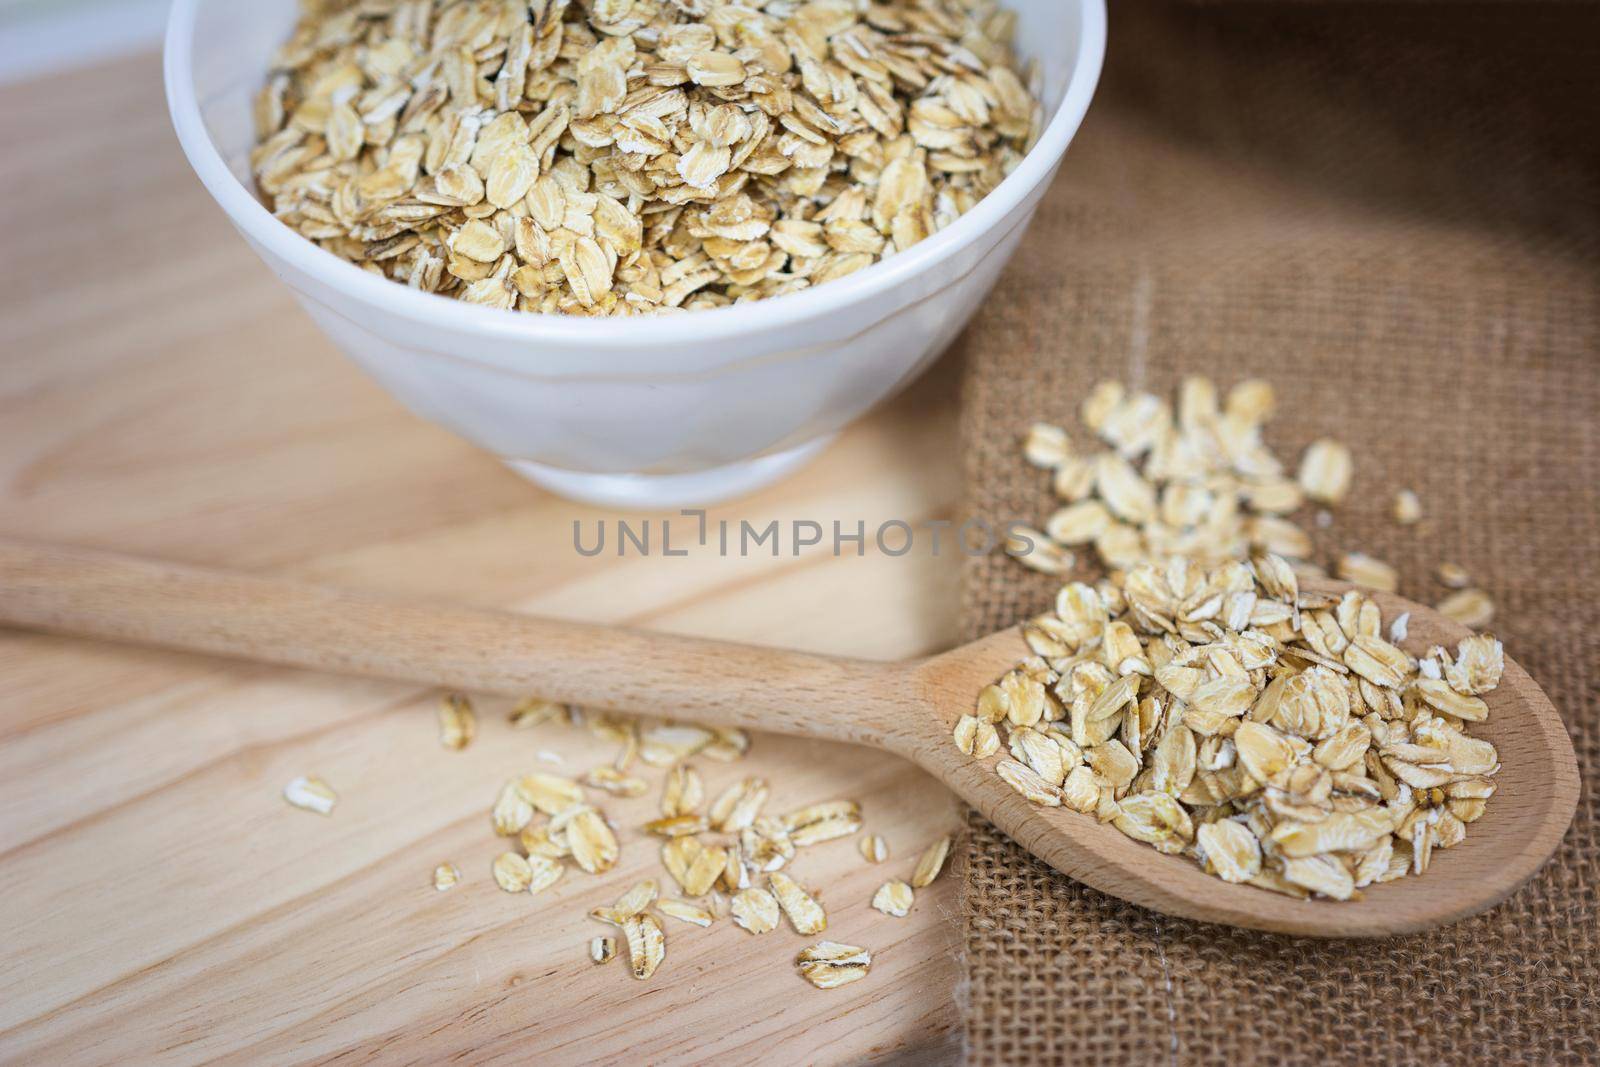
[730,887,781,935]
[492,781,536,836]
[871,880,914,917]
[567,808,621,874]
[584,767,649,797]
[624,914,666,980]
[525,854,564,895]
[859,834,890,864]
[1393,489,1422,525]
[492,851,534,893]
[518,773,584,815]
[510,697,565,728]
[769,871,828,936]
[1299,439,1354,505]
[1438,588,1495,629]
[432,863,461,891]
[796,942,872,989]
[655,898,715,928]
[784,800,863,846]
[911,836,952,888]
[438,693,476,750]
[1337,552,1399,594]
[283,775,337,815]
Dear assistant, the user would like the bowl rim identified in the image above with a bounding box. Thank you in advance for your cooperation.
[163,0,1106,349]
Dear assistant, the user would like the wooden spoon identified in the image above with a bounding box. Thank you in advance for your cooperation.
[0,538,1577,937]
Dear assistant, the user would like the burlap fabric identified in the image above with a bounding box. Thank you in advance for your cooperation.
[953,3,1600,1063]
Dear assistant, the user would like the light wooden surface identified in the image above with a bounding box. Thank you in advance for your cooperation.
[0,52,970,1065]
[0,540,1579,938]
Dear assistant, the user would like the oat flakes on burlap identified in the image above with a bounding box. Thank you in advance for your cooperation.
[954,3,1600,1063]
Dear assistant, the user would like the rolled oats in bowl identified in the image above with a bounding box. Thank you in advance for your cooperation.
[250,0,1044,317]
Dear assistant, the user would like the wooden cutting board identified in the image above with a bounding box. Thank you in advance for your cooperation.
[0,53,969,1065]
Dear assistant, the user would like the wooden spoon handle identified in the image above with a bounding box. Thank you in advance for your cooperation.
[0,539,905,746]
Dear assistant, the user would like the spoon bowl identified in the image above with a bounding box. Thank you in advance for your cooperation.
[0,540,1578,937]
[901,594,1579,936]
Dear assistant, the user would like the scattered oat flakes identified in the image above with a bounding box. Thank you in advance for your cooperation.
[796,942,871,989]
[432,863,461,891]
[1013,378,1329,574]
[462,708,861,984]
[911,836,952,888]
[438,693,476,750]
[871,880,914,917]
[282,773,338,817]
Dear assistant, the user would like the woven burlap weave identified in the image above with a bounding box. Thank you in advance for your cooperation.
[953,3,1599,1063]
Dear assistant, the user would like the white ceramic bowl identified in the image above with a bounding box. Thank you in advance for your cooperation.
[165,0,1105,508]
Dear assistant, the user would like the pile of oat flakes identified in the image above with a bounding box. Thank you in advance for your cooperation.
[252,0,1042,315]
[967,378,1504,899]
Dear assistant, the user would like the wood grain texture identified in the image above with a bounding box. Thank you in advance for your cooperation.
[0,540,919,747]
[0,52,967,1066]
[0,538,1579,938]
